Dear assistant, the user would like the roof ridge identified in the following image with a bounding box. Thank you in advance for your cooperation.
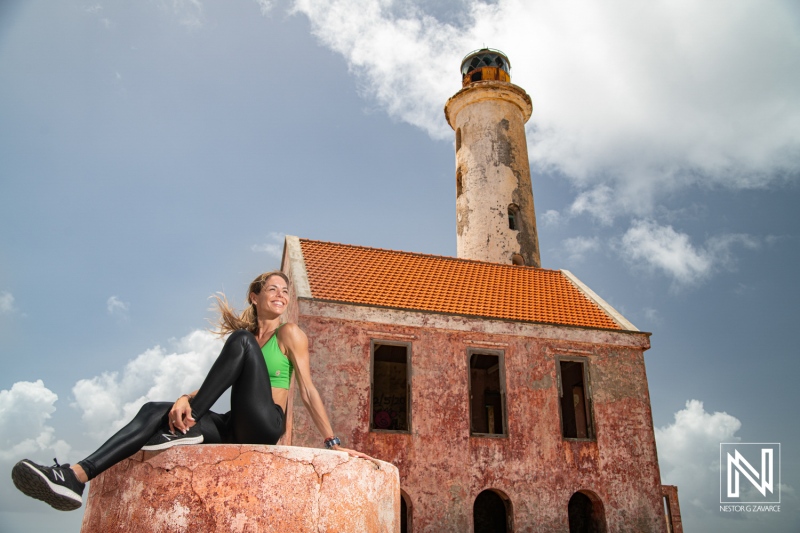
[298,237,563,274]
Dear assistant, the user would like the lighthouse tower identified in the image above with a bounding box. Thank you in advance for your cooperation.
[444,49,541,267]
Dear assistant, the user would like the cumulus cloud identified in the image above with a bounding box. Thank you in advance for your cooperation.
[106,295,130,318]
[562,236,600,262]
[656,400,739,511]
[71,330,224,440]
[0,381,71,461]
[0,291,17,314]
[291,0,800,221]
[255,0,278,15]
[619,219,758,286]
[656,400,798,531]
[251,231,286,258]
[541,209,562,227]
[569,186,616,226]
[658,401,787,506]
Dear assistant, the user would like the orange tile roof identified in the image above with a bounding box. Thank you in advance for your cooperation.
[298,239,623,330]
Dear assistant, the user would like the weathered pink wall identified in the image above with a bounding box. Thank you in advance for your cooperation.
[81,444,399,533]
[289,299,666,533]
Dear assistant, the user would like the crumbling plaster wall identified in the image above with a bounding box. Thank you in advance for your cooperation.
[290,300,666,533]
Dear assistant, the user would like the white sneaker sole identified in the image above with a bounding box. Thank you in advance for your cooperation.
[11,461,83,511]
[141,434,204,451]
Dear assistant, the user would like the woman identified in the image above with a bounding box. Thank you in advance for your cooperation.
[12,271,375,512]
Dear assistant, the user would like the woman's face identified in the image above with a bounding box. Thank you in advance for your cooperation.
[251,275,289,317]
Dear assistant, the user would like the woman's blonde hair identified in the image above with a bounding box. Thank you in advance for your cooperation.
[211,271,290,336]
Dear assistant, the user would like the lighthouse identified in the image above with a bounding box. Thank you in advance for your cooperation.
[444,49,541,268]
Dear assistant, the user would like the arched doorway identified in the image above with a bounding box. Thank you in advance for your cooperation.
[400,490,411,533]
[473,489,511,533]
[568,491,607,533]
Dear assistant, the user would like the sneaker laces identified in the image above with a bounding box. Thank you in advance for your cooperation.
[52,458,71,469]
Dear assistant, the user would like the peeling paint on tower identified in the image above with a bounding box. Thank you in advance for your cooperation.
[445,51,540,268]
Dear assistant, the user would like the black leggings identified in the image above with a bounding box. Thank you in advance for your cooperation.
[78,330,286,480]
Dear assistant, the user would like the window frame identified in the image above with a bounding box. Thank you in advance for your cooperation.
[507,203,520,231]
[369,339,413,434]
[555,356,595,441]
[467,348,509,438]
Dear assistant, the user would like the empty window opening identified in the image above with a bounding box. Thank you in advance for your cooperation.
[457,169,464,198]
[456,128,462,152]
[663,495,673,533]
[469,352,506,436]
[471,71,483,82]
[401,490,412,533]
[371,343,410,432]
[511,254,524,266]
[508,204,520,230]
[568,491,607,533]
[474,490,511,533]
[558,359,594,439]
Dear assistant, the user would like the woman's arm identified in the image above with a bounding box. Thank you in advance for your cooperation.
[282,323,380,468]
[170,389,198,434]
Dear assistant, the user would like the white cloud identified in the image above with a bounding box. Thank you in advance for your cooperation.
[0,381,71,462]
[656,400,740,511]
[541,209,561,227]
[562,236,599,262]
[71,330,225,440]
[291,0,800,221]
[251,231,286,258]
[619,219,758,286]
[106,295,129,317]
[569,185,616,226]
[0,291,16,314]
[255,0,278,15]
[655,400,799,532]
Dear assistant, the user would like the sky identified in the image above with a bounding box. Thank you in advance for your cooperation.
[1,0,799,531]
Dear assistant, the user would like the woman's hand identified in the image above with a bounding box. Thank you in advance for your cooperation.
[333,446,382,470]
[169,395,196,434]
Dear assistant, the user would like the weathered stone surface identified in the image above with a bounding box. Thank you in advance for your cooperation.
[445,81,541,268]
[286,304,667,533]
[80,445,399,533]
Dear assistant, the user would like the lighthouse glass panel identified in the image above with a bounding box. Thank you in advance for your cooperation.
[461,51,510,75]
[370,342,410,432]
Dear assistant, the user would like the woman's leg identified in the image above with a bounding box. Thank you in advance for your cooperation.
[77,401,171,480]
[191,329,285,445]
[77,329,283,480]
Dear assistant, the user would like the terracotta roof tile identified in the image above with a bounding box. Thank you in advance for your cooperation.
[299,239,622,330]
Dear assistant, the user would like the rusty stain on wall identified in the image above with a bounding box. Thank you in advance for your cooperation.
[283,293,668,532]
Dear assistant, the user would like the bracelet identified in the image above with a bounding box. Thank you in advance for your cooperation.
[178,394,194,404]
[324,436,341,449]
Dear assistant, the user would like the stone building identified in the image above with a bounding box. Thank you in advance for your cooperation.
[278,50,681,533]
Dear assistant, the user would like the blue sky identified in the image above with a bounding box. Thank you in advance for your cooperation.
[1,1,799,531]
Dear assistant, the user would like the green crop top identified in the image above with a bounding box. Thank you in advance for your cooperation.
[262,325,294,389]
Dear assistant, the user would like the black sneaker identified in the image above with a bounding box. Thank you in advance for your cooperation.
[11,458,85,511]
[141,423,203,451]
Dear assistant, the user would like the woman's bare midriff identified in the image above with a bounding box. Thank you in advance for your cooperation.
[272,387,289,413]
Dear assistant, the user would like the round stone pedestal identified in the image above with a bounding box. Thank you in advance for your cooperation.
[80,444,399,533]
